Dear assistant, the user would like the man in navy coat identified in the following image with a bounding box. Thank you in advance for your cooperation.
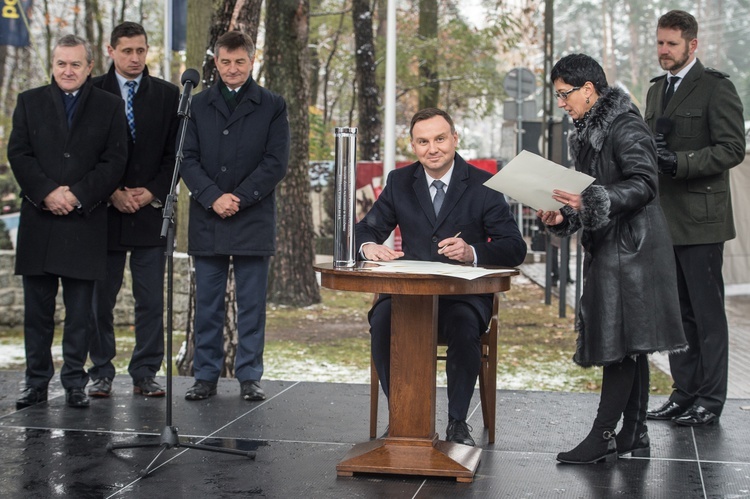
[355,108,527,446]
[9,34,127,409]
[87,22,180,399]
[180,31,290,402]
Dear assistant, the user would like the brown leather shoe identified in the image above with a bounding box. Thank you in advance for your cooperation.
[88,378,113,398]
[16,386,48,410]
[133,377,166,397]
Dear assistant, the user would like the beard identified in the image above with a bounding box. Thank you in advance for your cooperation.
[659,46,690,72]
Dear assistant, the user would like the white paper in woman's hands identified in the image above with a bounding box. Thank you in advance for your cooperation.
[483,150,595,211]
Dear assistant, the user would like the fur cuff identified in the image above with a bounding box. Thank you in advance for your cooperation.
[545,205,581,238]
[580,185,610,230]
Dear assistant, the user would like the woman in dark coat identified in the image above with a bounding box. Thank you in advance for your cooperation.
[538,54,687,464]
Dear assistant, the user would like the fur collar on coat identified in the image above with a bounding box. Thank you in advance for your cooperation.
[568,86,632,159]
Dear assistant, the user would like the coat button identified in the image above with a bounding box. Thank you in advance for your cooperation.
[253,190,260,196]
[223,129,229,135]
[706,186,712,191]
[432,236,438,242]
[63,153,70,158]
[221,166,227,172]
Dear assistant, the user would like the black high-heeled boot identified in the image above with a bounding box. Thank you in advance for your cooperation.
[616,424,650,457]
[557,359,638,464]
[616,355,651,457]
[556,427,617,464]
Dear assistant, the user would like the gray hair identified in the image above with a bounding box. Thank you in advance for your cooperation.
[55,34,94,64]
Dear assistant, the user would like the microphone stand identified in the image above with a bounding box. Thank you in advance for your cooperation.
[106,80,256,478]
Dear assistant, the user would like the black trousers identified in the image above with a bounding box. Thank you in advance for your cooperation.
[89,247,166,382]
[370,296,485,422]
[23,274,94,389]
[668,243,728,415]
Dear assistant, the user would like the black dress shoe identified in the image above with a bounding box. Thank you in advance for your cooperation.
[16,386,48,410]
[133,377,165,397]
[240,380,266,401]
[446,418,475,446]
[672,405,719,426]
[88,377,113,398]
[185,380,217,401]
[646,401,686,420]
[66,387,90,408]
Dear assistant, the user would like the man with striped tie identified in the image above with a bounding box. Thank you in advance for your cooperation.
[88,22,180,400]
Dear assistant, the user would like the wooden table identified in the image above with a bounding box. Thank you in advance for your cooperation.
[315,262,517,482]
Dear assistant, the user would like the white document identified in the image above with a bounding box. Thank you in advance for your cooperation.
[362,260,516,280]
[483,150,595,211]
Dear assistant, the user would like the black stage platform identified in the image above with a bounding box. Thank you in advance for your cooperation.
[0,372,748,498]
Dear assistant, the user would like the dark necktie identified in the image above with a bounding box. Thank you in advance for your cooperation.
[663,76,680,111]
[64,93,76,126]
[432,180,445,216]
[125,81,137,141]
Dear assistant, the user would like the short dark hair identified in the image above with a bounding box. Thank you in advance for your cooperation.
[55,34,93,64]
[658,10,698,41]
[215,30,256,59]
[409,108,456,138]
[550,53,609,94]
[111,21,148,47]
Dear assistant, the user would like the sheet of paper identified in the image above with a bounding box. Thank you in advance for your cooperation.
[362,260,517,280]
[483,150,595,211]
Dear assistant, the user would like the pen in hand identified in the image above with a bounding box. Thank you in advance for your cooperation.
[438,232,462,253]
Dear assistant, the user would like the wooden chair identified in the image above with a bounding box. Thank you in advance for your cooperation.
[369,292,500,443]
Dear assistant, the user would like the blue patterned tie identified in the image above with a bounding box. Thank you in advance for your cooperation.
[125,80,137,141]
[432,180,445,216]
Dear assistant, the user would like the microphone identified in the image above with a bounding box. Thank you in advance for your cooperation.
[177,68,201,117]
[655,116,672,144]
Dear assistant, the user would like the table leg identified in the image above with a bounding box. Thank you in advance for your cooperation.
[336,294,481,481]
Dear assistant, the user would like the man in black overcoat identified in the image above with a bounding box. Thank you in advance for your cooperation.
[87,22,179,399]
[8,35,127,409]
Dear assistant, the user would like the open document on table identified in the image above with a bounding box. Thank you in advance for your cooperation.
[483,150,595,211]
[361,260,517,280]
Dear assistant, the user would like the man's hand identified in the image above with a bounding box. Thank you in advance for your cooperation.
[128,187,155,208]
[437,236,472,263]
[361,243,404,262]
[43,186,76,215]
[111,188,141,213]
[212,193,241,219]
[656,146,678,176]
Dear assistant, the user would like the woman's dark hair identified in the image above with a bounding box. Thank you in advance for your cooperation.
[550,53,609,94]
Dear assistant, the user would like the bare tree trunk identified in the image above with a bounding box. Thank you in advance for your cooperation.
[84,0,106,74]
[203,0,263,87]
[352,0,382,161]
[418,0,439,110]
[265,0,321,307]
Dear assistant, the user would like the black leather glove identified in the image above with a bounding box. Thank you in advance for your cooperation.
[656,146,677,176]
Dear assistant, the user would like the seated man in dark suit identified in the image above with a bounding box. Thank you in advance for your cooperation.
[355,108,527,446]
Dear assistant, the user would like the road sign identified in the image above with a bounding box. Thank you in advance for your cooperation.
[504,67,536,100]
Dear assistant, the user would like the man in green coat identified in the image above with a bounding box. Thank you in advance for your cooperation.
[644,10,746,426]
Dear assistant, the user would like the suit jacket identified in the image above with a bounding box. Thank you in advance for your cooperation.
[355,154,527,321]
[92,66,180,249]
[180,78,290,256]
[8,78,128,280]
[645,59,745,245]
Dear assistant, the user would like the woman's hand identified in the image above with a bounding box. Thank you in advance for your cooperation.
[552,189,581,211]
[537,209,563,226]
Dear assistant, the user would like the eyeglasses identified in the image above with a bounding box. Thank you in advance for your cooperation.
[554,86,581,101]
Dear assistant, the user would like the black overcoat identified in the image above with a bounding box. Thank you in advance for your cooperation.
[180,78,290,256]
[9,78,128,280]
[92,66,180,249]
[548,87,687,366]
